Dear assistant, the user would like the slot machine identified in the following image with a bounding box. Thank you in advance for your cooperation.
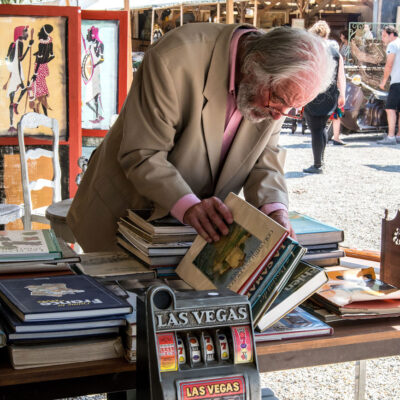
[136,284,261,400]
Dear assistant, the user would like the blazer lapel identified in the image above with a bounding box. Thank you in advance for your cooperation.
[215,118,277,194]
[201,23,251,184]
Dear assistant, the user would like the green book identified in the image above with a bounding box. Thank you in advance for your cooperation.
[251,244,306,326]
[256,261,328,332]
[289,211,344,246]
[0,230,62,262]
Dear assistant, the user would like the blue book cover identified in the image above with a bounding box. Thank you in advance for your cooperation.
[289,211,344,245]
[0,275,132,322]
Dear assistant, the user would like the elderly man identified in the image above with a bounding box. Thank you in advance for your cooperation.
[67,23,334,252]
[378,25,400,145]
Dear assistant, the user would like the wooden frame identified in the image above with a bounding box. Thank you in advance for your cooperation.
[0,5,81,197]
[81,10,129,138]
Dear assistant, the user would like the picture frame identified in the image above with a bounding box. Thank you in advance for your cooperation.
[81,10,129,137]
[0,5,81,198]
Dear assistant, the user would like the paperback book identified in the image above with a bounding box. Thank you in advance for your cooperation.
[0,275,132,321]
[0,229,62,262]
[176,193,288,292]
[256,261,328,331]
[254,307,333,342]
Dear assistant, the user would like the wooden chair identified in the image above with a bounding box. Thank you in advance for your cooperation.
[17,112,62,230]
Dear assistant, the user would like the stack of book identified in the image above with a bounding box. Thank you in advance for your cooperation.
[289,212,345,267]
[176,193,328,333]
[0,229,80,279]
[0,275,132,369]
[309,266,400,321]
[123,291,137,363]
[117,209,196,277]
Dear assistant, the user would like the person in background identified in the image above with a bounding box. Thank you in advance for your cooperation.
[377,25,400,145]
[67,23,334,252]
[303,20,346,173]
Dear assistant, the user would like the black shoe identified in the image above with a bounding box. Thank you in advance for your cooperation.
[303,165,323,174]
[332,139,346,145]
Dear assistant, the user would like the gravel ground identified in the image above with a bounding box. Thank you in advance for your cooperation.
[64,128,400,400]
[261,128,400,400]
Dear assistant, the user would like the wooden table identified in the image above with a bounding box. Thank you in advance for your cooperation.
[1,317,400,399]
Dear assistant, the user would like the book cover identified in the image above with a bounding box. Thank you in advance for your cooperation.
[256,261,328,331]
[1,303,126,333]
[127,210,197,235]
[251,244,306,326]
[176,193,288,292]
[9,336,124,369]
[314,267,400,312]
[0,275,132,322]
[289,211,344,245]
[254,307,333,342]
[75,251,156,281]
[0,230,62,262]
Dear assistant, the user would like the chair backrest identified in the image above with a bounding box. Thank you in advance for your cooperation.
[17,112,62,228]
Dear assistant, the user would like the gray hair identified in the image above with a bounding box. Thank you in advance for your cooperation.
[241,27,335,105]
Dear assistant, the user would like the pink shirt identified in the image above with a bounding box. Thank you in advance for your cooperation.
[171,28,286,223]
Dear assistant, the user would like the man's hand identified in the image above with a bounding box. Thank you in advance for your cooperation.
[379,81,386,90]
[267,209,297,239]
[183,197,233,243]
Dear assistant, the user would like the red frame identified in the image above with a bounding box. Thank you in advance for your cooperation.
[81,10,129,138]
[0,5,81,197]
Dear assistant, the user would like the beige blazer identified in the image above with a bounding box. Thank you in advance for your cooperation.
[67,23,288,252]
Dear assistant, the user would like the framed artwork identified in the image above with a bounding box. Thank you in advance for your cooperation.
[81,10,129,137]
[0,5,81,197]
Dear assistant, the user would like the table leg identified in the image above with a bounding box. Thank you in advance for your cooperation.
[354,360,366,400]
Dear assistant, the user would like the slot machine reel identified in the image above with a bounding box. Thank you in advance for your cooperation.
[137,284,261,400]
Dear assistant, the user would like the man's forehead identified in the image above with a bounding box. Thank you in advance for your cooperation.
[275,83,316,108]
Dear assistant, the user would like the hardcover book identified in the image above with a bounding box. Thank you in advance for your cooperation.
[254,307,333,342]
[0,303,126,333]
[75,251,156,281]
[176,193,288,292]
[256,261,328,331]
[127,209,197,235]
[0,230,62,262]
[0,275,132,322]
[289,211,344,246]
[9,336,124,369]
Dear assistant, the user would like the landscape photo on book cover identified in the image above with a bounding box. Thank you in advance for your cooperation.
[193,222,262,288]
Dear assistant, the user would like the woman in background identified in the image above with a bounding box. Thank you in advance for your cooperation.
[303,21,346,173]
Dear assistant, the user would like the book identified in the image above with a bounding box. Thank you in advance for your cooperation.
[117,236,184,266]
[256,261,328,331]
[176,193,288,292]
[302,249,345,262]
[251,244,306,326]
[127,209,197,235]
[74,251,156,281]
[118,222,191,256]
[254,307,333,342]
[0,275,132,321]
[9,336,124,369]
[289,211,344,246]
[0,303,126,333]
[5,325,120,342]
[313,267,400,316]
[0,229,62,262]
[119,217,196,244]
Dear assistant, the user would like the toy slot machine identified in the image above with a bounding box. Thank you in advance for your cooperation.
[136,285,261,400]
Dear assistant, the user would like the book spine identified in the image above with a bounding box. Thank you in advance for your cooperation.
[251,246,305,325]
[246,242,295,300]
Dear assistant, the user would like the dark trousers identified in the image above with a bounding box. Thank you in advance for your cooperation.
[304,112,330,168]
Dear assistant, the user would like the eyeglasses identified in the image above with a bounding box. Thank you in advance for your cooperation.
[264,88,303,120]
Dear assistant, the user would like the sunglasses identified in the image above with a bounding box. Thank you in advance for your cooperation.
[264,88,303,120]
